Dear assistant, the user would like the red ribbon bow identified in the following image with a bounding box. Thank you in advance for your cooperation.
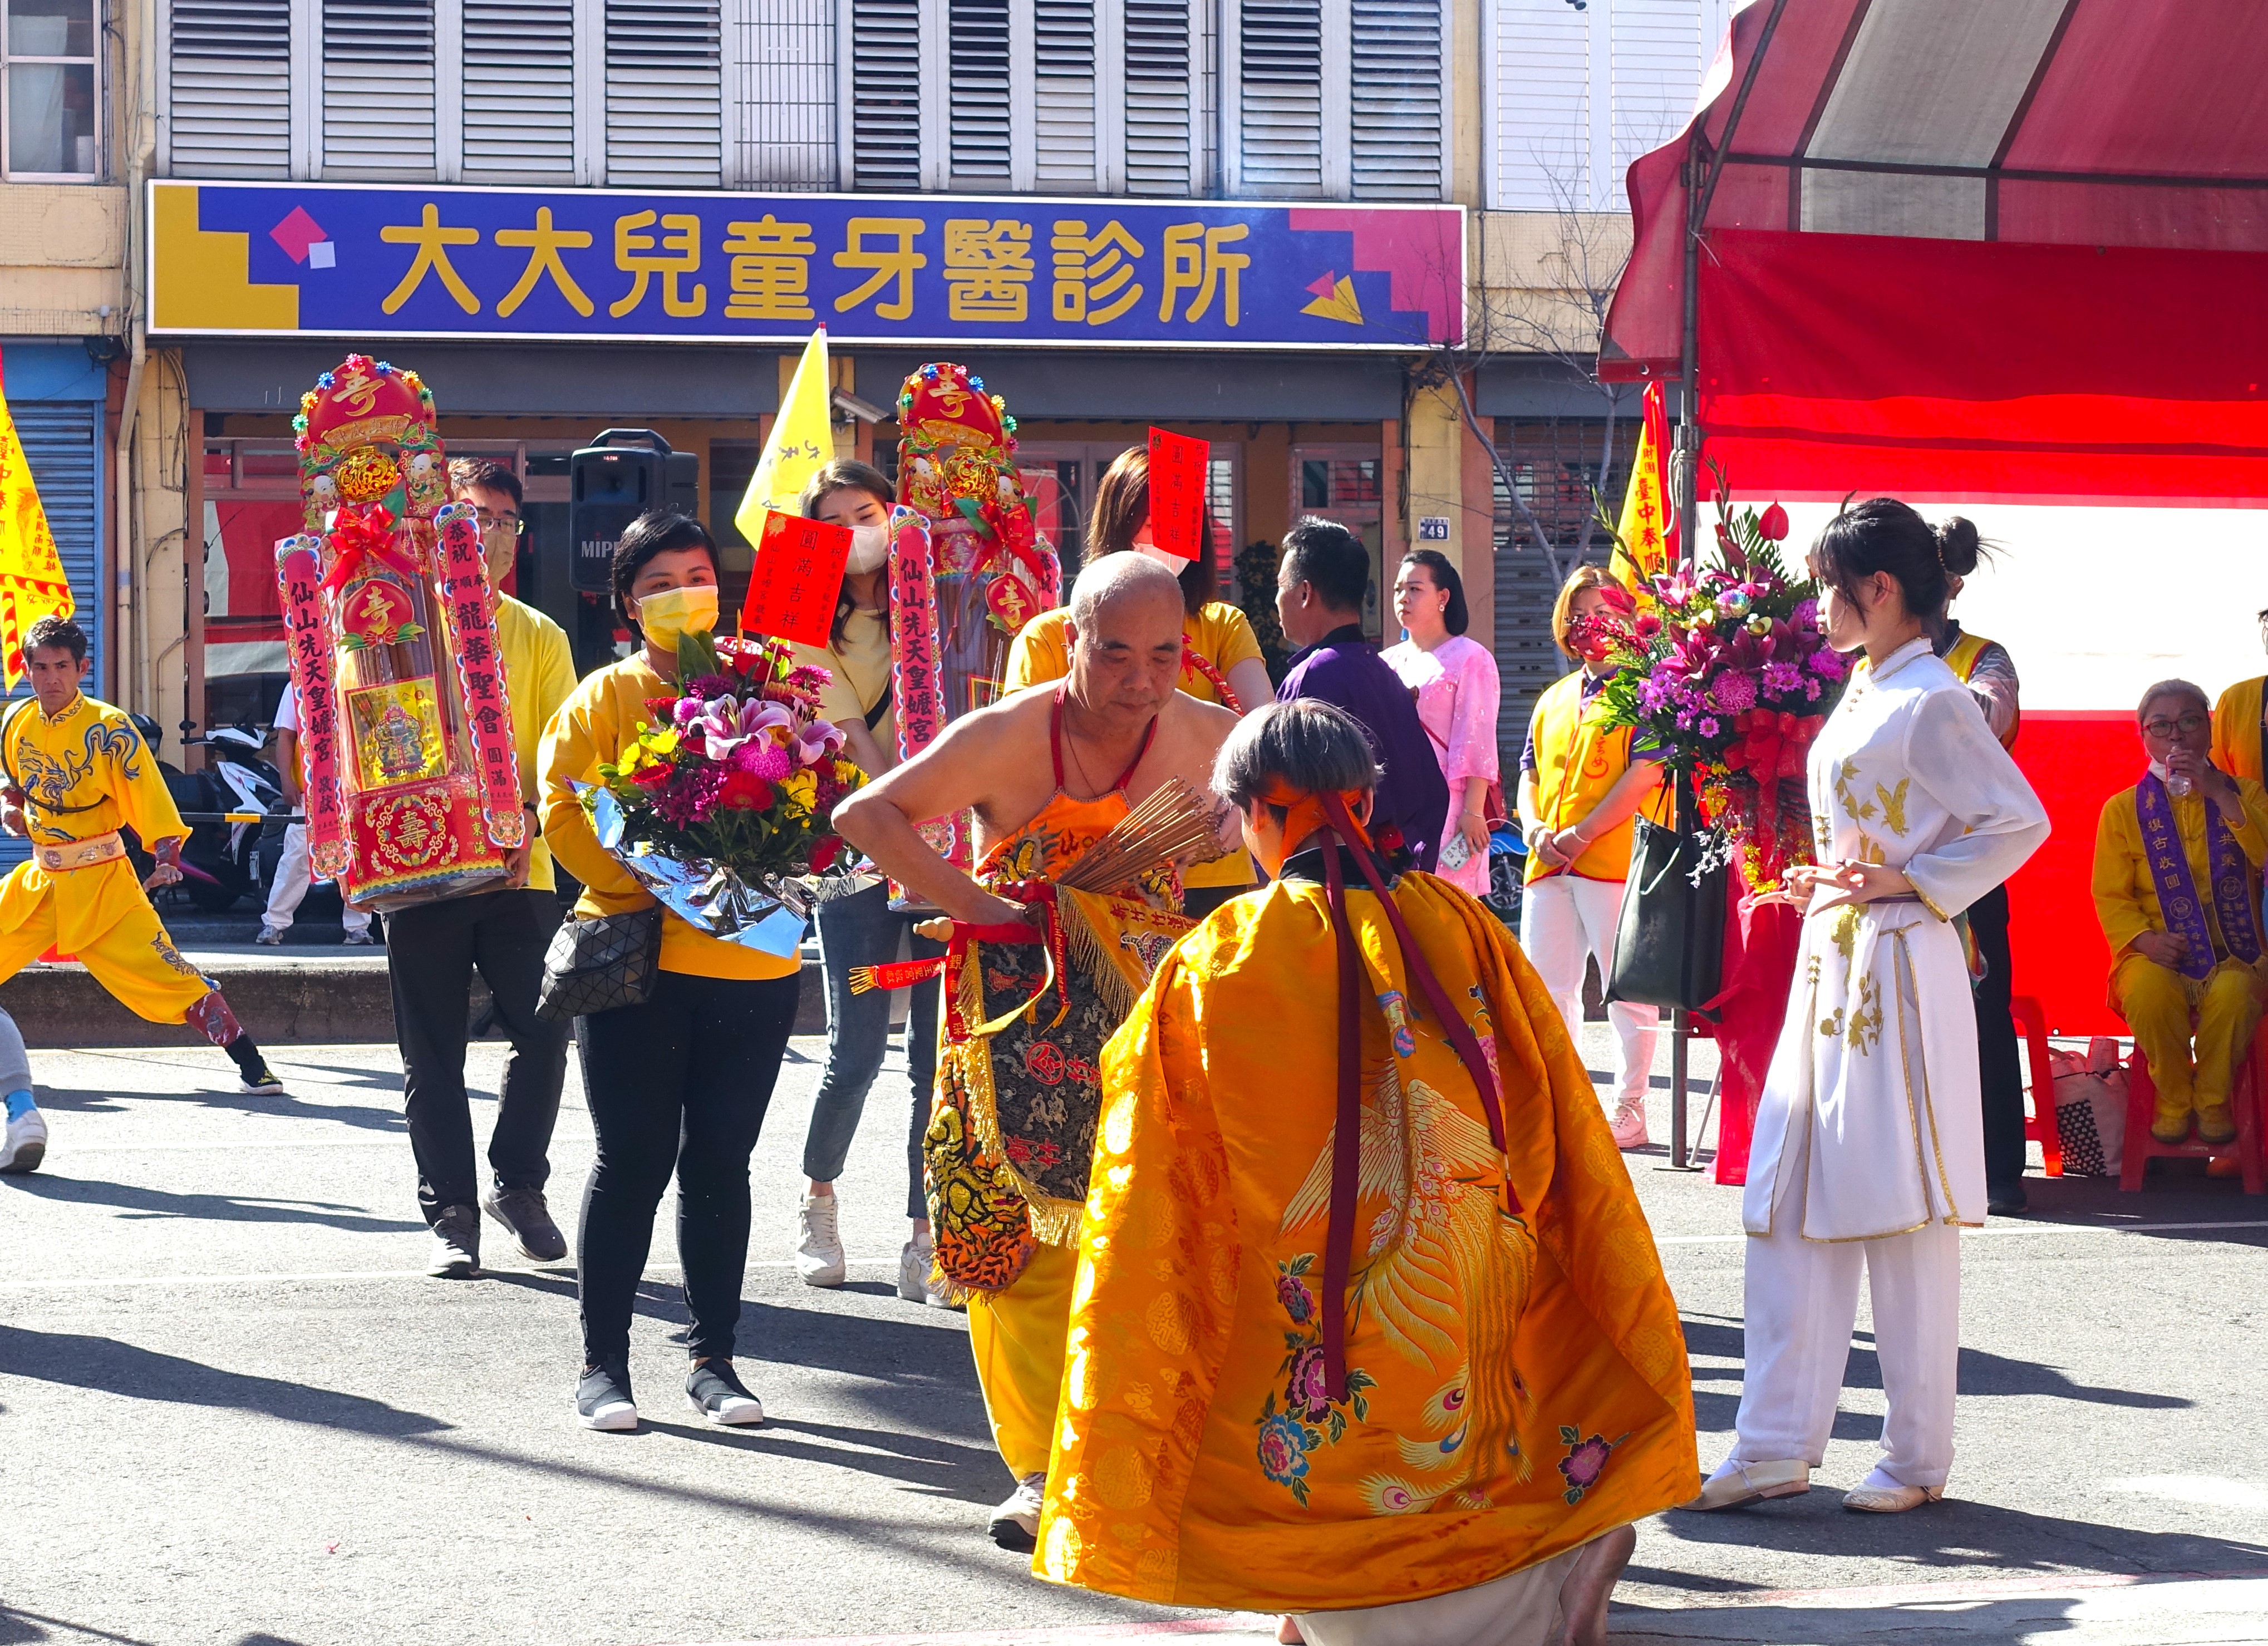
[1720,708,1821,839]
[319,504,422,594]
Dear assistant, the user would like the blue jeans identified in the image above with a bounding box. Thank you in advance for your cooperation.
[804,882,943,1220]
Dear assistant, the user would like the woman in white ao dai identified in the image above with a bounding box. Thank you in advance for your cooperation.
[1683,501,2048,1520]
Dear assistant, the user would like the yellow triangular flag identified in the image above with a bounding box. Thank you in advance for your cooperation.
[735,326,835,548]
[0,354,76,688]
[1609,381,1673,605]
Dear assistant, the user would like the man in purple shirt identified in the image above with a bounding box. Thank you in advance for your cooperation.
[1273,518,1451,871]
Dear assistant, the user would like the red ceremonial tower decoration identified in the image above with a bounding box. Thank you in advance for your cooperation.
[272,354,526,911]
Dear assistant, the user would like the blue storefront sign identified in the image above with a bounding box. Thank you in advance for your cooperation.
[149,181,1464,352]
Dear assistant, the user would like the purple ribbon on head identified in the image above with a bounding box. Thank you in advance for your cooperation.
[2136,772,2262,982]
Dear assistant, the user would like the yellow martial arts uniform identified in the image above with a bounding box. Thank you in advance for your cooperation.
[0,692,213,1022]
[2093,776,2268,1127]
[1039,861,1695,1613]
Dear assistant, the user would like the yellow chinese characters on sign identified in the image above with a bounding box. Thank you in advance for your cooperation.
[834,219,927,321]
[495,208,594,318]
[380,204,480,316]
[1050,220,1144,325]
[1159,224,1249,325]
[724,216,818,321]
[943,219,1034,322]
[347,678,449,789]
[613,211,706,318]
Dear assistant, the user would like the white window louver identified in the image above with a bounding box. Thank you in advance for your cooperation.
[947,0,1010,183]
[606,0,721,186]
[1123,0,1190,196]
[1610,0,1703,201]
[1349,0,1438,199]
[460,0,574,181]
[168,0,292,177]
[1032,0,1094,190]
[1490,0,1590,210]
[1238,0,1321,198]
[739,0,835,189]
[321,0,436,178]
[848,0,919,190]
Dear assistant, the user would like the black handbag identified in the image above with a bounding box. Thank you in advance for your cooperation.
[1604,774,1726,1013]
[534,905,665,1022]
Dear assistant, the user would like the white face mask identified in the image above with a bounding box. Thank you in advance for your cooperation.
[844,522,891,574]
[1135,544,1193,573]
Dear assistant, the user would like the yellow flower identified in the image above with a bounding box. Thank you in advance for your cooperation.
[643,727,680,758]
[782,770,819,811]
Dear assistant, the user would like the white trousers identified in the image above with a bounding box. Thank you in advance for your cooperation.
[262,822,371,935]
[1517,872,1658,1108]
[1728,1148,1963,1489]
[1292,1545,1586,1646]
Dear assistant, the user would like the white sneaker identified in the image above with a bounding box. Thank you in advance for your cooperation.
[1609,1102,1650,1151]
[898,1236,958,1307]
[2,1108,48,1175]
[988,1470,1047,1551]
[795,1191,847,1287]
[254,925,284,947]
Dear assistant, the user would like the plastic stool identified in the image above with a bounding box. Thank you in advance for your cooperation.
[2007,994,2062,1177]
[2120,1021,2267,1195]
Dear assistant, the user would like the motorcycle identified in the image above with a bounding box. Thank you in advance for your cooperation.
[128,717,289,913]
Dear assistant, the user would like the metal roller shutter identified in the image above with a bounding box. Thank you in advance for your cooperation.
[0,401,105,874]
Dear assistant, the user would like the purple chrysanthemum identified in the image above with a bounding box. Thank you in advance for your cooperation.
[1710,671,1759,714]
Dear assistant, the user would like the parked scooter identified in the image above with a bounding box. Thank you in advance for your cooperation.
[127,717,288,913]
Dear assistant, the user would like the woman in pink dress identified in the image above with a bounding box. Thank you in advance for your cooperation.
[1383,549,1500,897]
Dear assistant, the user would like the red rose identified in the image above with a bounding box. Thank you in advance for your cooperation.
[1757,503,1790,542]
[716,770,774,810]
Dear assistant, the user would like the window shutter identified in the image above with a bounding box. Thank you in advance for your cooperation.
[168,0,293,177]
[1238,0,1321,198]
[1032,0,1094,189]
[848,0,920,190]
[1123,0,1189,196]
[1348,0,1437,200]
[740,0,837,189]
[1609,0,1702,206]
[947,0,1010,184]
[1490,0,1589,210]
[606,0,721,185]
[460,0,574,180]
[321,0,437,178]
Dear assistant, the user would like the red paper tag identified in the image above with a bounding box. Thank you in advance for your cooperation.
[740,509,853,648]
[1145,427,1208,563]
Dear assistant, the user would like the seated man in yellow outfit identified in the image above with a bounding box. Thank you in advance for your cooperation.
[0,617,284,1096]
[1038,701,1696,1646]
[2093,679,2268,1146]
[834,553,1239,1551]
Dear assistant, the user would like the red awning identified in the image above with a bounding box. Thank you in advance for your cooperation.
[1602,0,2268,503]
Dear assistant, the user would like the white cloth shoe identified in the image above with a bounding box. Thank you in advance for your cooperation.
[988,1471,1047,1552]
[795,1191,847,1287]
[898,1235,957,1307]
[2,1108,48,1175]
[1675,1457,1811,1512]
[1609,1101,1650,1150]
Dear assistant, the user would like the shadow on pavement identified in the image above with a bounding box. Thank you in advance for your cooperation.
[0,1606,161,1645]
[30,1078,409,1136]
[1650,1490,2268,1580]
[639,1415,1002,1505]
[0,1173,423,1234]
[1610,1578,2268,1644]
[0,1324,451,1438]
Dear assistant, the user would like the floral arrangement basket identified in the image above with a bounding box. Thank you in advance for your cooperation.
[1591,482,1851,891]
[584,629,877,957]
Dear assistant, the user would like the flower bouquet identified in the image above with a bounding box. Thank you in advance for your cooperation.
[1591,484,1851,890]
[585,629,876,957]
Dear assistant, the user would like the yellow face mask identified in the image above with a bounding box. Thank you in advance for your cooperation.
[636,584,718,650]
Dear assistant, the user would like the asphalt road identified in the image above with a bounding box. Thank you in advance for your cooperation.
[3,1022,2265,1646]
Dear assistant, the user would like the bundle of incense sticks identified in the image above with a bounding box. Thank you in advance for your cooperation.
[1058,776,1226,892]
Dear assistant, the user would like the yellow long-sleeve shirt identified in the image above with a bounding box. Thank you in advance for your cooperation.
[494,593,579,893]
[0,692,190,952]
[2093,773,2268,959]
[537,656,798,980]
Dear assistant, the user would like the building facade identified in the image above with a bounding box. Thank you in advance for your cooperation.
[2,0,1724,778]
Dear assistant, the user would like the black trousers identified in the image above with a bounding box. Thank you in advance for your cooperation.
[575,968,800,1366]
[1967,883,2028,1188]
[385,888,569,1225]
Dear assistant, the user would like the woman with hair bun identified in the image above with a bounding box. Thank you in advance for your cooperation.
[1680,499,2049,1517]
[1383,549,1500,899]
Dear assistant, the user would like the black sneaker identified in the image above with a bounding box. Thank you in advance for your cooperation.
[1985,1181,2029,1216]
[427,1203,481,1278]
[240,1061,285,1096]
[483,1185,569,1263]
[686,1360,764,1428]
[578,1360,637,1431]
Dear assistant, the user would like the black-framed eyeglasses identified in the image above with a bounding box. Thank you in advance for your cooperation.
[474,509,525,536]
[2143,713,2208,738]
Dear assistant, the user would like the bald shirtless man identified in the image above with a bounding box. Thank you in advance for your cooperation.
[836,554,1238,1550]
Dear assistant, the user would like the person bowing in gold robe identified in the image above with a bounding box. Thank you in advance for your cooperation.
[1037,700,1695,1646]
